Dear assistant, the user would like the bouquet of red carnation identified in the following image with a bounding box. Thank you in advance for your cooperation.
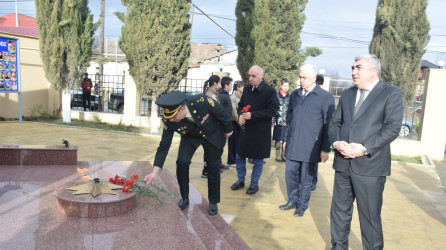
[109,173,173,203]
[240,105,251,132]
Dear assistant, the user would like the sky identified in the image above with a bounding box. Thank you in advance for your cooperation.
[1,0,445,78]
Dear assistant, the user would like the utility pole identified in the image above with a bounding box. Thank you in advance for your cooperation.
[15,0,18,27]
[99,0,105,75]
[98,0,105,110]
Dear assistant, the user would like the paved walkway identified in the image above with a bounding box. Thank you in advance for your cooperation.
[1,121,445,249]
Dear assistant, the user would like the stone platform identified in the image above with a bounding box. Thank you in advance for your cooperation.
[0,161,250,249]
[0,144,77,165]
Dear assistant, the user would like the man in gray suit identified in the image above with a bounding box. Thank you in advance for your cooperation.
[280,64,335,217]
[329,54,403,249]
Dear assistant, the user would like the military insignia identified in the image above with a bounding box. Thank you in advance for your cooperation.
[199,97,204,102]
[207,97,215,107]
[201,114,210,124]
[163,122,168,130]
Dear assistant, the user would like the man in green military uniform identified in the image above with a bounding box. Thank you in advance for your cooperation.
[144,91,233,215]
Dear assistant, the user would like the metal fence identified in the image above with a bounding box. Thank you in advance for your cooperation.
[178,78,207,95]
[71,74,125,113]
[139,78,207,117]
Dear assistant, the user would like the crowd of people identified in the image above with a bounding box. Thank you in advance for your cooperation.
[145,54,404,250]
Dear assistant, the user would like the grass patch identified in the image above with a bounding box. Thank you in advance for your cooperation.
[391,155,422,164]
[45,118,151,134]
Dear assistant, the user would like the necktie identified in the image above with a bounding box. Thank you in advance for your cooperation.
[302,89,308,98]
[252,86,257,92]
[354,89,367,116]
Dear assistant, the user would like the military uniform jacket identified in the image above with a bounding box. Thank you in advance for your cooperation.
[154,94,232,169]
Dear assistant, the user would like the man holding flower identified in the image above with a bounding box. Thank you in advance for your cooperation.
[230,65,278,195]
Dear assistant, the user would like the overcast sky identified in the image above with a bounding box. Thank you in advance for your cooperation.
[2,0,445,78]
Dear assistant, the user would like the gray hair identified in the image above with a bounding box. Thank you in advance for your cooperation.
[250,65,264,75]
[355,54,381,75]
[299,64,317,76]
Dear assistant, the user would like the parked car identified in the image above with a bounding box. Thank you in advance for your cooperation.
[108,91,124,113]
[70,89,99,111]
[399,118,416,137]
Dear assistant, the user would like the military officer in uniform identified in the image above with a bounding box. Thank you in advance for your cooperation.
[144,91,233,215]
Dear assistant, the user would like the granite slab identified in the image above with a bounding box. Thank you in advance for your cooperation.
[0,161,250,249]
[0,144,77,165]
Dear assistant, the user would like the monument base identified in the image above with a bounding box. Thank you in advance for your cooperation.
[54,181,137,218]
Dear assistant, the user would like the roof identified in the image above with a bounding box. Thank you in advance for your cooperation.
[188,43,227,67]
[0,13,37,28]
[421,60,441,69]
[0,26,38,38]
[0,13,38,38]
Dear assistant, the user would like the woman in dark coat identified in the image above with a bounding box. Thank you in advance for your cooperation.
[273,79,290,162]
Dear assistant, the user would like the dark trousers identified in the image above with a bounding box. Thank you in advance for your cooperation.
[227,121,240,165]
[285,160,315,210]
[177,137,221,203]
[82,91,91,111]
[330,167,386,250]
[313,163,318,187]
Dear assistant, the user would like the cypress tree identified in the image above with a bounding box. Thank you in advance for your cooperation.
[36,0,97,92]
[369,0,430,107]
[116,0,191,99]
[235,0,255,83]
[236,0,321,89]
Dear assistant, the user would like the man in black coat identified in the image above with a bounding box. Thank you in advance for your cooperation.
[329,54,403,249]
[144,91,233,216]
[230,65,279,194]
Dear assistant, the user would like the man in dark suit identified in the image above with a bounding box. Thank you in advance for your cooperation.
[329,54,403,249]
[279,65,335,217]
[230,65,278,195]
[312,73,326,191]
[144,91,233,216]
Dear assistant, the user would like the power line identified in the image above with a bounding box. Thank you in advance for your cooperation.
[191,3,234,39]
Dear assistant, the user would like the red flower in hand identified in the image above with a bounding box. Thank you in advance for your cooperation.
[240,105,251,132]
[241,105,251,113]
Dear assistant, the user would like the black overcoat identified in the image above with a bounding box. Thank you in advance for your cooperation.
[236,80,278,158]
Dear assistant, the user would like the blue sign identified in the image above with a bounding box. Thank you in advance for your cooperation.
[0,36,19,92]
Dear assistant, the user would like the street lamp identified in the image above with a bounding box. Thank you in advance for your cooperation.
[219,64,224,72]
[319,69,326,75]
[438,60,445,69]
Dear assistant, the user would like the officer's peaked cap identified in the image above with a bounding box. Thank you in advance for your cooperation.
[156,91,186,119]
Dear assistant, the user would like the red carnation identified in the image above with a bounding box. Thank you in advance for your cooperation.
[241,105,251,113]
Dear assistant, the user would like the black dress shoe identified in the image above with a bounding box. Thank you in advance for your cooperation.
[201,171,208,178]
[231,180,245,190]
[294,207,305,217]
[220,163,229,170]
[279,200,297,210]
[178,198,189,210]
[246,185,259,194]
[209,203,218,216]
